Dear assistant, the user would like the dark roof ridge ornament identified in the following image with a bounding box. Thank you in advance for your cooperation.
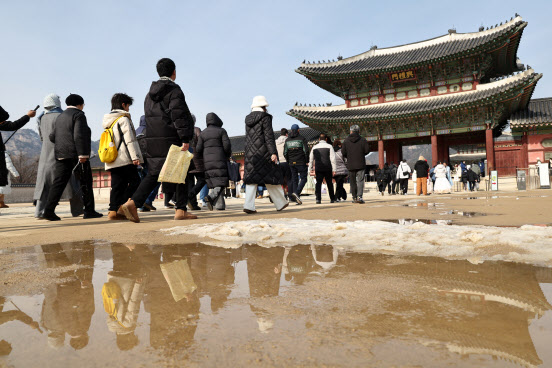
[479,25,484,32]
[448,28,456,34]
[370,45,378,50]
[337,55,343,60]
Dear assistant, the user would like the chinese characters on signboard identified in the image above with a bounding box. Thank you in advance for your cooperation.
[389,70,416,83]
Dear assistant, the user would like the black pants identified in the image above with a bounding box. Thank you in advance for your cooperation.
[383,181,392,194]
[188,173,207,201]
[44,159,95,215]
[0,152,7,187]
[400,178,409,194]
[334,175,347,200]
[132,172,188,211]
[392,180,400,194]
[315,171,335,201]
[108,164,140,211]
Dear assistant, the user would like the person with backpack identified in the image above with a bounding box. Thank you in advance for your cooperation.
[101,94,143,220]
[341,125,370,203]
[41,94,103,221]
[196,112,232,211]
[284,124,309,205]
[120,58,196,222]
[396,159,412,195]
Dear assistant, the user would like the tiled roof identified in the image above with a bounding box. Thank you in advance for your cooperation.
[297,16,526,78]
[288,70,541,122]
[509,97,552,127]
[230,127,321,155]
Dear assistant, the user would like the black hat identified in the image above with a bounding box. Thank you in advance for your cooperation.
[65,94,84,107]
[0,106,9,122]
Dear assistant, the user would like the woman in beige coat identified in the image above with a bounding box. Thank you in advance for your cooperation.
[102,94,143,220]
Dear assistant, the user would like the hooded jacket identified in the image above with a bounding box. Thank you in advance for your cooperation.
[49,107,91,160]
[334,149,348,176]
[102,110,143,170]
[341,132,370,171]
[275,135,287,162]
[308,140,336,173]
[284,130,308,165]
[396,161,412,180]
[196,113,231,188]
[143,79,195,174]
[414,160,430,178]
[243,111,282,185]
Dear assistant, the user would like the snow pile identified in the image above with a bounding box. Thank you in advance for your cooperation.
[162,219,552,266]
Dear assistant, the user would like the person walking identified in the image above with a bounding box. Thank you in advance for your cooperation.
[390,162,399,195]
[308,133,336,204]
[120,58,196,222]
[467,165,479,191]
[375,168,385,195]
[0,153,18,208]
[382,163,393,195]
[478,159,486,178]
[135,115,160,212]
[471,161,481,190]
[34,94,83,218]
[276,128,291,199]
[243,96,288,214]
[0,106,36,195]
[414,155,430,196]
[433,161,452,194]
[396,159,411,195]
[284,124,308,205]
[102,93,143,220]
[341,125,370,204]
[42,94,102,221]
[333,140,348,201]
[187,126,205,210]
[227,157,241,198]
[196,113,232,211]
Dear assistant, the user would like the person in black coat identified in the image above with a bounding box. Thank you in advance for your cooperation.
[341,125,370,203]
[196,113,231,211]
[466,165,479,191]
[187,125,206,210]
[242,96,288,214]
[0,106,36,187]
[414,156,430,196]
[227,157,241,198]
[41,94,102,221]
[121,58,196,222]
[382,163,393,195]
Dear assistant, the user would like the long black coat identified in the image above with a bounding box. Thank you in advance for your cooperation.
[243,112,282,185]
[341,132,370,171]
[49,108,91,160]
[144,80,195,174]
[196,113,231,188]
[188,127,205,174]
[0,108,30,186]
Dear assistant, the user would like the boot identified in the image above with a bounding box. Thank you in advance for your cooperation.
[175,209,197,220]
[0,194,8,208]
[120,199,140,223]
[107,211,126,220]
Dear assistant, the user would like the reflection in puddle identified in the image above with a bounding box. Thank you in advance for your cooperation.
[441,210,488,217]
[1,242,552,367]
[401,202,445,208]
[386,219,453,225]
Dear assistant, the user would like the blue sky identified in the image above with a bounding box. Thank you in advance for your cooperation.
[2,0,551,140]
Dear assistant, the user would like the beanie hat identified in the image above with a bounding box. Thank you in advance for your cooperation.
[191,113,196,123]
[43,94,61,110]
[350,125,360,132]
[291,124,299,131]
[251,96,269,109]
[65,94,84,107]
[0,106,9,122]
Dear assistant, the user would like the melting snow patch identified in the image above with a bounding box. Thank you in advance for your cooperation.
[161,219,552,267]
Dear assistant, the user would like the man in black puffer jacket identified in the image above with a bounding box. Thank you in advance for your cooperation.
[196,113,231,211]
[121,58,196,222]
[42,94,102,221]
[284,124,309,204]
[341,125,370,204]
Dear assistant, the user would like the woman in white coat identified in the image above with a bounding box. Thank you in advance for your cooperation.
[433,161,452,194]
[0,152,19,208]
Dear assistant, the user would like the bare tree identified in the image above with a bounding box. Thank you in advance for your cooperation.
[10,152,39,184]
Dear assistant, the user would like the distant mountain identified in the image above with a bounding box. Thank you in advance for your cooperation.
[1,129,41,158]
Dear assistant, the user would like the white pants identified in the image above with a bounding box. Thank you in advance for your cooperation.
[244,184,287,211]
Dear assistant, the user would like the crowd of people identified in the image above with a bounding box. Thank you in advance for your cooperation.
[0,57,505,220]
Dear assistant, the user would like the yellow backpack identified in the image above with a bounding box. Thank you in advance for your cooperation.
[102,281,122,319]
[98,115,127,163]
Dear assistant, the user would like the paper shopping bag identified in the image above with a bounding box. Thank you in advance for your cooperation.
[160,259,197,302]
[158,145,194,184]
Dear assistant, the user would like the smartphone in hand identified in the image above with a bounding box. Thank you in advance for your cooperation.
[33,105,40,111]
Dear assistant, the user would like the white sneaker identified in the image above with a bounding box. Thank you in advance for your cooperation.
[201,200,207,207]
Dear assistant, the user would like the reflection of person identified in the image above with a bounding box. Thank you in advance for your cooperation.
[204,247,235,312]
[310,245,339,273]
[282,245,315,285]
[40,243,95,350]
[0,297,41,356]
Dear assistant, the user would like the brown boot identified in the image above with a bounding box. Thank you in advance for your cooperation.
[0,194,8,209]
[107,211,126,220]
[175,209,197,220]
[120,199,140,223]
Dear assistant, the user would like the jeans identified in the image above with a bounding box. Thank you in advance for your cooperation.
[199,184,208,201]
[44,159,96,216]
[108,164,140,211]
[315,171,335,201]
[132,172,188,211]
[289,164,308,197]
[334,175,347,200]
[244,184,287,211]
[348,169,365,199]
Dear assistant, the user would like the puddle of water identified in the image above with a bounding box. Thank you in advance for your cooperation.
[1,241,552,367]
[384,219,453,225]
[401,202,445,208]
[440,210,488,217]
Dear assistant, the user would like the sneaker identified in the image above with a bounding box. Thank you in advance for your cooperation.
[331,200,336,203]
[139,206,150,212]
[291,193,302,205]
[316,200,321,204]
[144,203,156,211]
[357,198,365,204]
[201,200,207,208]
[351,197,358,204]
[164,204,174,209]
[83,211,103,219]
[243,209,257,214]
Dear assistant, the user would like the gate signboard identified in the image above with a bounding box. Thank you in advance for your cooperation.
[490,170,498,191]
[516,170,526,191]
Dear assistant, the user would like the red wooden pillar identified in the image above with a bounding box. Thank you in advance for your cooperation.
[431,134,438,167]
[485,128,495,171]
[521,133,529,168]
[378,139,385,169]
